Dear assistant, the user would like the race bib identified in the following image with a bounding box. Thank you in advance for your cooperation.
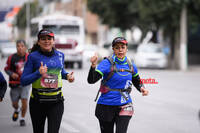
[119,103,134,116]
[41,74,58,88]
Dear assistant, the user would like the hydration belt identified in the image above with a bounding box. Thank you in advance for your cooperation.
[94,84,132,102]
[32,87,63,103]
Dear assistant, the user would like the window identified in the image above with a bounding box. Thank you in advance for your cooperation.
[42,25,80,35]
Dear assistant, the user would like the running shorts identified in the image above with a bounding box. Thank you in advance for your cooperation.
[10,85,31,102]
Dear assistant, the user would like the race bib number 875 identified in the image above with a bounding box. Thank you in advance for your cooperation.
[41,74,58,88]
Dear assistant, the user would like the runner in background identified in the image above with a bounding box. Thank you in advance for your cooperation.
[4,40,30,126]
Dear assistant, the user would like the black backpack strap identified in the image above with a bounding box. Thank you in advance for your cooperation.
[126,57,134,74]
[94,56,116,102]
[113,57,134,73]
[94,56,134,102]
[94,90,101,102]
[101,56,116,85]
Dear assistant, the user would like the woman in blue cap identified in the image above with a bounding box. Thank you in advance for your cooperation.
[87,37,149,133]
[21,29,74,133]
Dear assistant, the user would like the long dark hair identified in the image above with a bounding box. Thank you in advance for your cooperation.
[30,29,55,53]
[30,43,40,53]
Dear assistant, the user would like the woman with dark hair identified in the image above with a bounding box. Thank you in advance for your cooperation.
[21,29,74,133]
[88,37,149,133]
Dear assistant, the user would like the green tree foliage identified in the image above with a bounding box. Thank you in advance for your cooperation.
[138,0,183,43]
[138,0,200,38]
[187,0,200,34]
[87,0,140,31]
[139,0,180,30]
[138,0,200,54]
[87,0,200,36]
[87,0,200,68]
[16,1,41,29]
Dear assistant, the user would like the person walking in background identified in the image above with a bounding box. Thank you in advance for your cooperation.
[4,40,30,126]
[20,29,74,133]
[87,37,149,133]
[0,71,7,102]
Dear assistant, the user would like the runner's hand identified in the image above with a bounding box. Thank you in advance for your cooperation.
[67,72,74,83]
[39,62,48,75]
[141,87,149,96]
[11,73,19,80]
[90,52,98,68]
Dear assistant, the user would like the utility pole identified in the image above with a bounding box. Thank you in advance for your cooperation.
[26,0,30,48]
[180,4,188,70]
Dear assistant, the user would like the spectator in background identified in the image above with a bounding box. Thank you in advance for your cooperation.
[4,40,30,126]
[0,71,7,102]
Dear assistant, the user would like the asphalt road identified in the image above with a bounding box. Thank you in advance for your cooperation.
[0,57,200,133]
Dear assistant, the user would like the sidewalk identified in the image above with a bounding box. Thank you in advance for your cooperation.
[188,65,200,71]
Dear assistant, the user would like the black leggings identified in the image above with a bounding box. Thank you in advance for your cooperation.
[98,116,131,133]
[29,98,64,133]
[95,104,132,133]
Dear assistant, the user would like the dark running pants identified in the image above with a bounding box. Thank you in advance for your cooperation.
[29,98,64,133]
[95,104,132,133]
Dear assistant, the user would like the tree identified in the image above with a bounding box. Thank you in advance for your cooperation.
[15,1,41,29]
[138,0,200,69]
[87,0,200,69]
[138,0,184,69]
[87,0,140,32]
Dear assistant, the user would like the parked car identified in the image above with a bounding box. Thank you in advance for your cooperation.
[98,47,110,62]
[83,44,110,63]
[134,43,168,69]
[83,44,98,62]
[0,40,11,51]
[126,42,139,62]
[0,41,16,58]
[103,42,111,49]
